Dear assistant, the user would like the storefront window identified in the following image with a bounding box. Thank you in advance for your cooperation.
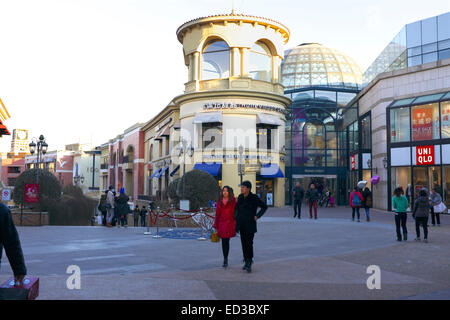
[304,150,325,167]
[361,115,371,149]
[411,103,440,141]
[202,122,223,149]
[444,166,450,210]
[390,107,410,142]
[441,100,450,138]
[413,166,442,200]
[256,179,274,206]
[392,166,411,202]
[257,124,274,150]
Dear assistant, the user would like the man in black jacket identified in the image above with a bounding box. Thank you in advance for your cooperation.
[0,203,27,285]
[292,182,304,219]
[235,181,268,273]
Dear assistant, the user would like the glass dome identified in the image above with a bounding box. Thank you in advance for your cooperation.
[281,43,363,90]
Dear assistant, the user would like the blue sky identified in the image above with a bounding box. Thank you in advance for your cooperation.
[0,0,449,151]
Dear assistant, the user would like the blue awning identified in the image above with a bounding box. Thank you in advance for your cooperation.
[150,168,162,179]
[260,164,284,178]
[170,165,180,177]
[193,163,222,177]
[156,166,169,178]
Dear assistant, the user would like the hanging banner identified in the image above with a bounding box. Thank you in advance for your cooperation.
[416,146,435,165]
[442,102,450,138]
[412,106,433,141]
[25,184,39,203]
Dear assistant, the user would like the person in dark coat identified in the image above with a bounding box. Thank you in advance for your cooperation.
[305,183,320,219]
[213,186,237,269]
[133,205,140,227]
[116,188,130,228]
[98,191,108,226]
[413,189,430,242]
[140,206,147,227]
[234,181,268,273]
[292,182,304,219]
[0,203,27,286]
[362,187,372,222]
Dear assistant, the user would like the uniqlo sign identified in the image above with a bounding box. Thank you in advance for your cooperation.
[416,146,434,165]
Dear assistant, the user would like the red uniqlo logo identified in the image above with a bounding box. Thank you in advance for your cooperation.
[416,146,434,165]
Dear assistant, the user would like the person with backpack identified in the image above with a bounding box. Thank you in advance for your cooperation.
[413,189,430,243]
[362,187,373,222]
[350,186,363,222]
[392,187,409,242]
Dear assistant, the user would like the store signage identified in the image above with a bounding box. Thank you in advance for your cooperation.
[25,184,39,203]
[351,155,356,170]
[416,146,434,165]
[203,102,284,114]
[202,154,273,161]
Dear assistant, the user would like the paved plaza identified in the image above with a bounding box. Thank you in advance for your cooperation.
[1,206,449,300]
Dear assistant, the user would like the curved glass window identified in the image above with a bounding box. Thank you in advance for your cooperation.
[249,42,272,82]
[202,40,230,80]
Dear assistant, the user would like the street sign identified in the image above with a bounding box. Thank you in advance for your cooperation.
[2,189,11,201]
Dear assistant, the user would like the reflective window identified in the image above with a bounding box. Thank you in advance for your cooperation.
[202,122,223,149]
[421,17,437,44]
[202,40,230,80]
[292,91,314,101]
[439,39,450,50]
[337,92,356,108]
[442,101,450,139]
[422,42,437,54]
[361,115,371,150]
[257,124,275,150]
[249,42,272,82]
[438,12,450,41]
[315,90,336,102]
[439,49,450,60]
[423,52,438,64]
[390,108,410,142]
[411,103,440,141]
[408,55,422,67]
[406,21,422,48]
[407,46,422,57]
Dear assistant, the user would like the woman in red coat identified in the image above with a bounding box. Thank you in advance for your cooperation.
[213,186,236,268]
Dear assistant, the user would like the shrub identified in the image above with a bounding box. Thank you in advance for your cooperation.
[177,169,220,211]
[12,169,62,209]
[167,178,181,203]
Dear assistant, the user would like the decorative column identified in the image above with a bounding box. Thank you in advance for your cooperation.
[231,47,241,77]
[240,47,250,77]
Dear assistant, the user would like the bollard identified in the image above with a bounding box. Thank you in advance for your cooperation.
[144,207,152,235]
[153,206,162,239]
[168,204,175,232]
[197,207,207,241]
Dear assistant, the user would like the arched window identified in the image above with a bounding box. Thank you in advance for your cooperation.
[202,40,230,80]
[249,42,272,82]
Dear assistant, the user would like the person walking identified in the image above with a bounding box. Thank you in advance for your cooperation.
[98,191,108,226]
[133,205,140,227]
[350,187,364,222]
[292,182,304,219]
[235,181,268,273]
[213,186,237,269]
[0,203,27,287]
[413,189,430,243]
[430,188,442,227]
[392,187,409,241]
[305,183,319,219]
[362,187,373,222]
[106,186,115,227]
[140,206,147,227]
[116,188,129,228]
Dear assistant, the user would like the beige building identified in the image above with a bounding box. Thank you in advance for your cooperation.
[173,13,291,206]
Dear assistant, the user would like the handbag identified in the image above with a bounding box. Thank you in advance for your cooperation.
[210,231,220,243]
[434,202,447,213]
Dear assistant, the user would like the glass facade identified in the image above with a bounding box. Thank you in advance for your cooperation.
[363,11,450,86]
[202,40,230,80]
[387,92,450,211]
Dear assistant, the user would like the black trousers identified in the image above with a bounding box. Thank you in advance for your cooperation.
[430,207,441,225]
[222,238,230,259]
[415,217,428,239]
[395,212,408,239]
[239,229,255,261]
[293,200,302,217]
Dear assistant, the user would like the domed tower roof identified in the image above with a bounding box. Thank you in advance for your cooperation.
[281,43,363,90]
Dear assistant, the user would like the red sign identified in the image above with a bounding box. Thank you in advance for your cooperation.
[412,107,433,141]
[351,155,356,170]
[416,146,434,165]
[25,184,39,203]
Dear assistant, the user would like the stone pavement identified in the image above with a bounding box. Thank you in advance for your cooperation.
[1,205,449,300]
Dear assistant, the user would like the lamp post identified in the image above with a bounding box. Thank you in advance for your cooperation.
[73,174,85,186]
[238,145,244,186]
[29,135,48,184]
[178,139,194,205]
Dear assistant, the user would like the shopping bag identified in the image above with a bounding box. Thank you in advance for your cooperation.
[434,202,447,213]
[0,277,39,300]
[210,231,220,243]
[97,215,103,225]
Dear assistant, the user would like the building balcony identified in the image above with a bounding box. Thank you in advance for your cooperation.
[184,78,285,96]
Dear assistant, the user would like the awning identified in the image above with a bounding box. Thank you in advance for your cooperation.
[193,163,222,177]
[155,125,170,141]
[156,166,169,178]
[260,163,284,178]
[0,121,11,136]
[170,165,180,177]
[257,113,283,126]
[193,111,222,124]
[150,168,162,178]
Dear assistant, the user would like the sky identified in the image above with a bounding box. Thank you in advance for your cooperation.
[0,0,449,152]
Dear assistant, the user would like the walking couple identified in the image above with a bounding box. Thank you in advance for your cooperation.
[213,181,268,273]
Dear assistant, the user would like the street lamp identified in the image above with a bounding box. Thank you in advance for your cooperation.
[238,145,244,186]
[29,135,48,184]
[73,175,85,185]
[382,157,388,169]
[179,139,194,203]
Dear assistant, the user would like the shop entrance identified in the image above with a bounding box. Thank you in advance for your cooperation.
[256,179,274,206]
[412,166,442,200]
[292,175,337,206]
